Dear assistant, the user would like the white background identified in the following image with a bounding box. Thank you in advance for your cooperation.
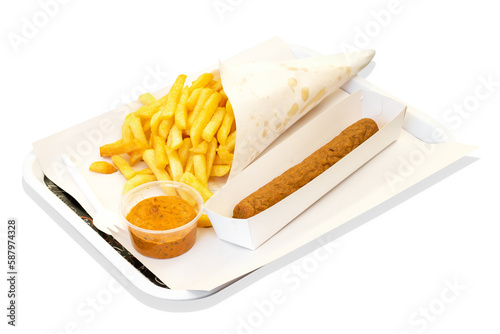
[2,0,499,333]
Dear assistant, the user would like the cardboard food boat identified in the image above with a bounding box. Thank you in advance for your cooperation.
[206,49,407,250]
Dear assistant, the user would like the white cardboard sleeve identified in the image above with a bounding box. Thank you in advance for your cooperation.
[205,88,407,250]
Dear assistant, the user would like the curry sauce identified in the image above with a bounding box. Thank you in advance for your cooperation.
[126,196,198,259]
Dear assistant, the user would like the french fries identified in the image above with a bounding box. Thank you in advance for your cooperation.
[167,124,183,151]
[210,164,231,177]
[166,148,183,181]
[129,115,148,147]
[138,93,156,106]
[142,149,172,181]
[202,107,225,143]
[89,161,117,174]
[122,174,157,195]
[93,72,236,227]
[111,155,136,180]
[217,100,234,145]
[190,92,221,147]
[180,172,213,202]
[99,139,143,157]
[197,214,212,228]
[193,153,208,188]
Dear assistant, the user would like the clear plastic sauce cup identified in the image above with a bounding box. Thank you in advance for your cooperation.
[119,181,204,259]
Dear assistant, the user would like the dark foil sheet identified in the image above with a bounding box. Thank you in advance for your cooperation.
[43,176,169,289]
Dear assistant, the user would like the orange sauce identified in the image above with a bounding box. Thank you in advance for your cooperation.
[126,196,198,259]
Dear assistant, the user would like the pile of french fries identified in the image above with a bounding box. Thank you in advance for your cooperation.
[89,72,236,227]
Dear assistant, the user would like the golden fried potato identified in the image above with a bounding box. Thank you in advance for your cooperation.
[122,174,157,195]
[190,92,221,147]
[188,73,214,94]
[166,148,183,181]
[217,100,234,146]
[89,161,117,174]
[197,214,212,228]
[142,149,172,182]
[111,155,136,180]
[99,139,143,157]
[210,164,231,177]
[174,87,189,130]
[94,72,238,229]
[138,93,156,106]
[180,171,213,201]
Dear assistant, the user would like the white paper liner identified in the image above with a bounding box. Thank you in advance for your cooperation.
[31,38,476,291]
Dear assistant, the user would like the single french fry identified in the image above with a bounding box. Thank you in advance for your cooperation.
[219,89,228,107]
[138,93,156,106]
[148,130,154,148]
[193,153,208,187]
[134,105,154,119]
[150,80,179,135]
[174,87,189,130]
[122,174,156,195]
[89,161,117,174]
[180,172,213,202]
[213,155,223,165]
[186,88,202,111]
[142,117,151,134]
[216,149,233,165]
[135,168,154,175]
[134,93,169,119]
[128,148,145,166]
[100,139,143,157]
[142,149,172,182]
[111,155,136,180]
[166,148,183,181]
[220,130,236,153]
[219,89,227,99]
[166,124,183,151]
[208,79,222,92]
[153,135,168,169]
[188,73,214,95]
[202,106,225,143]
[210,164,231,177]
[159,74,187,119]
[184,151,195,174]
[177,138,192,169]
[230,118,236,133]
[190,141,208,154]
[187,88,212,131]
[206,137,217,178]
[122,114,134,142]
[158,118,174,141]
[129,114,149,147]
[197,214,212,228]
[190,92,221,147]
[150,111,162,137]
[166,166,173,180]
[206,79,216,88]
[217,99,234,146]
[175,187,198,209]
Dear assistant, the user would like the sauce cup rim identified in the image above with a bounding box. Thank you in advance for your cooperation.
[119,180,205,234]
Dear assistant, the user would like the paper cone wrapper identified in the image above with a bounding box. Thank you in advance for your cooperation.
[221,49,375,178]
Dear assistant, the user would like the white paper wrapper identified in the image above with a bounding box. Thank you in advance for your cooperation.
[222,49,375,178]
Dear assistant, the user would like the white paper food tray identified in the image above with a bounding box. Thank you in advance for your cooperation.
[23,79,472,309]
[22,43,476,307]
[206,87,406,250]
